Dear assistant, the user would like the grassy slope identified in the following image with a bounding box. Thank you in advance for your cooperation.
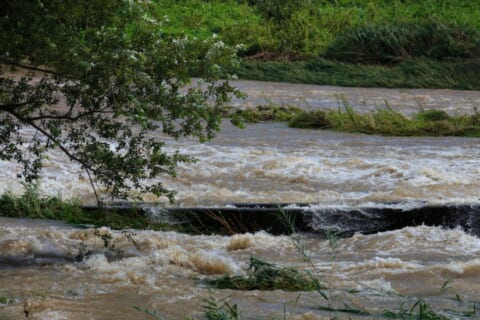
[152,0,480,89]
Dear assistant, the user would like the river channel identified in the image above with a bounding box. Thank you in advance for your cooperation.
[1,81,480,319]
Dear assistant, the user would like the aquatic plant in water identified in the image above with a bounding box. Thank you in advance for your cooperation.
[289,97,480,137]
[205,257,326,291]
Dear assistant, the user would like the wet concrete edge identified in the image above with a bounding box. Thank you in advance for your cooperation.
[81,203,480,237]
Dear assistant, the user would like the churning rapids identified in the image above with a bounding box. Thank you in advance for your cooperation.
[1,81,480,319]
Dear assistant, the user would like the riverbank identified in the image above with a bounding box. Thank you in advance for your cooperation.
[235,58,480,90]
[152,1,480,90]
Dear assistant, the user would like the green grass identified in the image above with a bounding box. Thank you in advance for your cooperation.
[0,295,15,305]
[151,0,269,55]
[152,0,480,58]
[135,297,240,320]
[222,101,480,137]
[0,183,168,230]
[382,299,451,320]
[149,1,480,89]
[200,298,240,320]
[325,21,480,65]
[235,57,480,90]
[288,100,480,137]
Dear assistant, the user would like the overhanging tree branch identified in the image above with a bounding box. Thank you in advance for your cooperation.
[5,109,101,205]
[0,0,241,203]
[0,58,58,75]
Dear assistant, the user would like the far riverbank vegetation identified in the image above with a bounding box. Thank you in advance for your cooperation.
[152,0,480,89]
[224,100,480,137]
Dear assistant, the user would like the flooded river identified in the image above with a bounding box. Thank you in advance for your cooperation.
[1,219,479,319]
[1,81,480,319]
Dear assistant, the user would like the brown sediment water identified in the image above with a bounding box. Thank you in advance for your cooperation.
[0,218,479,319]
[1,82,480,318]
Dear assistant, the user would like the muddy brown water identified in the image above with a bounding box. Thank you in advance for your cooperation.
[1,81,480,319]
[1,219,479,319]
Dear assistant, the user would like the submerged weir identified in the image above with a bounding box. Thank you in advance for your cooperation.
[156,203,480,236]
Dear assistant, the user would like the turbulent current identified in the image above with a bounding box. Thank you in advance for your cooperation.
[1,81,480,319]
[1,219,479,319]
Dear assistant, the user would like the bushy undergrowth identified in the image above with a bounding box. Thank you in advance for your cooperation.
[235,58,480,89]
[150,0,480,87]
[151,0,270,55]
[325,21,480,64]
[152,0,480,58]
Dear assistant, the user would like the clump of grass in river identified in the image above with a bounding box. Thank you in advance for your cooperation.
[133,306,165,320]
[0,181,81,220]
[201,297,241,320]
[289,99,480,137]
[382,298,451,320]
[205,257,326,291]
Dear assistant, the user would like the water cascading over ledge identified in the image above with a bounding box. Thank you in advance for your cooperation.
[82,203,480,237]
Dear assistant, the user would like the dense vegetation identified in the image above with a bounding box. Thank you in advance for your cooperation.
[0,0,241,204]
[154,0,480,57]
[152,0,480,89]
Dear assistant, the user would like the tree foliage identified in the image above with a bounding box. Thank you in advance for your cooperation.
[0,0,241,203]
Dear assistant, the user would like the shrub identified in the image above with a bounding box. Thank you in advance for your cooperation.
[415,110,451,122]
[325,21,480,64]
[226,104,303,123]
[205,257,326,291]
[289,110,331,128]
[246,0,314,22]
